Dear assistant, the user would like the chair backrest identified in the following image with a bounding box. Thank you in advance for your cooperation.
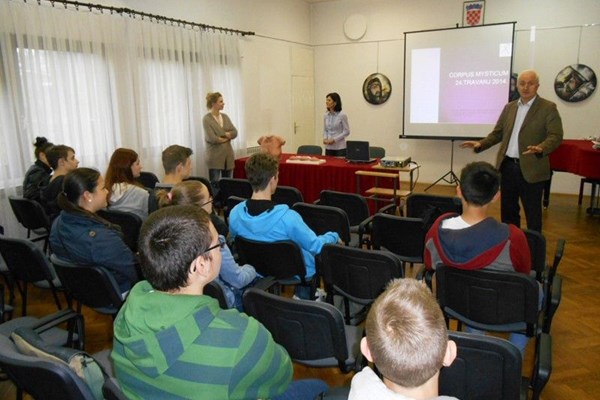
[218,178,253,200]
[406,193,462,219]
[96,209,142,253]
[0,335,96,400]
[371,214,425,263]
[319,244,403,304]
[0,237,55,284]
[243,288,350,368]
[204,281,228,309]
[8,196,51,232]
[234,237,307,283]
[224,195,246,223]
[292,202,351,245]
[136,171,159,189]
[297,145,323,155]
[435,265,540,336]
[319,190,370,227]
[368,146,386,159]
[440,331,522,400]
[273,186,304,207]
[50,255,123,314]
[523,229,546,282]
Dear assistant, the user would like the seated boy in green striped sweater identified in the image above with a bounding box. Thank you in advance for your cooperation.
[112,205,293,399]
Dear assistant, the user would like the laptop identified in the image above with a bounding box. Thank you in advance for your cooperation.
[346,140,376,163]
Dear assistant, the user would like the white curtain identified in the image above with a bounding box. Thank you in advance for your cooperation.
[0,1,244,236]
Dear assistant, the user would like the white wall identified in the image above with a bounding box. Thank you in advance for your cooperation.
[311,0,600,194]
[87,0,599,193]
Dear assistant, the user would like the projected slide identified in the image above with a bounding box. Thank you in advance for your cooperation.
[403,23,515,139]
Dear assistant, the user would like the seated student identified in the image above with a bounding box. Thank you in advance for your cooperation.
[112,205,327,399]
[158,180,256,310]
[424,161,533,354]
[49,168,138,296]
[228,153,339,299]
[155,144,193,189]
[104,148,150,220]
[257,135,286,157]
[23,137,54,201]
[349,278,458,400]
[41,144,79,220]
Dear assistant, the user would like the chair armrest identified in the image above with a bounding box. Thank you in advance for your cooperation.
[358,215,375,249]
[252,276,277,291]
[32,309,83,334]
[543,275,562,334]
[378,203,397,215]
[531,333,552,399]
[551,239,566,273]
[313,199,320,205]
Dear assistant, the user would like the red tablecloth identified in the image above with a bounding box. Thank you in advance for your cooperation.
[550,139,600,179]
[234,153,391,203]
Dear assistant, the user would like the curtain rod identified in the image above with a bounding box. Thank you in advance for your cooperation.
[21,0,255,36]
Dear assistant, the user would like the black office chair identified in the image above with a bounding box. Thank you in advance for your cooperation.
[204,281,228,309]
[0,237,63,316]
[50,255,124,321]
[224,195,246,224]
[370,214,426,272]
[234,236,314,294]
[405,193,463,220]
[218,178,252,199]
[97,209,143,252]
[318,190,372,246]
[436,265,541,337]
[292,202,353,246]
[0,323,100,400]
[135,171,159,189]
[243,287,363,373]
[441,332,523,400]
[443,332,551,400]
[8,196,52,253]
[319,244,403,324]
[297,145,323,155]
[273,185,304,207]
[435,266,551,400]
[368,146,386,159]
[218,178,252,216]
[523,229,565,333]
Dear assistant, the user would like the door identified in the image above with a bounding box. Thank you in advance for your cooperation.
[291,75,315,153]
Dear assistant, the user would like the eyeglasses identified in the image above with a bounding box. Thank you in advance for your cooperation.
[202,236,225,254]
[200,197,213,208]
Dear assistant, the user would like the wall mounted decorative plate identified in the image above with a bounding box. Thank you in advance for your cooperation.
[363,73,391,105]
[554,64,596,102]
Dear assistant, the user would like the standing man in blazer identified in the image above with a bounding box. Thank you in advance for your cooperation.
[461,70,563,232]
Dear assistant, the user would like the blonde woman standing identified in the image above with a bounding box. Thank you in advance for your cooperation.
[203,92,237,195]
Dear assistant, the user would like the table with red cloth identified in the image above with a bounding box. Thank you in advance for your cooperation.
[233,153,415,204]
[546,139,600,213]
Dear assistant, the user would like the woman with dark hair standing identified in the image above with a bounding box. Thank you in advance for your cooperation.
[323,92,350,156]
[49,168,138,295]
[104,148,149,220]
[23,137,54,201]
[203,92,238,194]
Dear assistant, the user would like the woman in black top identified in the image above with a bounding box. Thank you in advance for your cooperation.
[23,137,53,201]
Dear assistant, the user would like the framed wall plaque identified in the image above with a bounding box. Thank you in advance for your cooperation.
[363,73,391,105]
[463,1,485,27]
[554,64,597,103]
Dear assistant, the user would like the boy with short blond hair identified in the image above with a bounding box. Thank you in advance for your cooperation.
[349,278,457,400]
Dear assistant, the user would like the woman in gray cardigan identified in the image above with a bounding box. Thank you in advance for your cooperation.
[203,92,238,194]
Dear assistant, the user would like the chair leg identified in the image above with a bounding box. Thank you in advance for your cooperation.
[578,178,585,205]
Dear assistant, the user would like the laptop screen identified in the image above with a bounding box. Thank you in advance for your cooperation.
[346,140,371,162]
